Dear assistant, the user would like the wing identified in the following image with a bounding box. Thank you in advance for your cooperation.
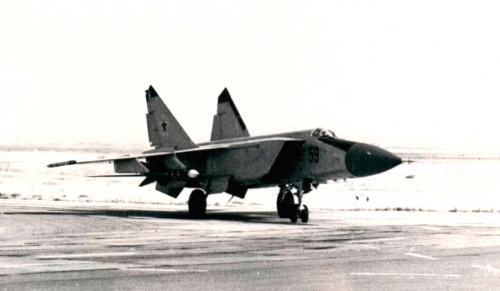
[47,137,304,168]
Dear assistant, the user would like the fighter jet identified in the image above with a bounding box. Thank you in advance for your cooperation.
[48,86,402,223]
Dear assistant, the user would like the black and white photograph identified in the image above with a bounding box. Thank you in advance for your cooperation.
[1,1,499,290]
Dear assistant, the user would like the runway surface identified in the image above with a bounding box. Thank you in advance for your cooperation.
[1,200,500,290]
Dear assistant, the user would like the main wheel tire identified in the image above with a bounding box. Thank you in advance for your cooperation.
[277,192,285,218]
[282,191,295,218]
[188,189,207,219]
[300,205,309,223]
[290,207,298,223]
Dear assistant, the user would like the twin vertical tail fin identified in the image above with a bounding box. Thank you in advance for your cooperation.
[145,86,247,149]
[210,88,250,141]
[145,86,197,150]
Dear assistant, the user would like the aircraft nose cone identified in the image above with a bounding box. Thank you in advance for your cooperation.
[345,143,402,177]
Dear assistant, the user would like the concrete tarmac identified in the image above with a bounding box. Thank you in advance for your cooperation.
[1,200,500,290]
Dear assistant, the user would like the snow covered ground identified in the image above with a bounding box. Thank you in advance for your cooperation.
[1,145,499,212]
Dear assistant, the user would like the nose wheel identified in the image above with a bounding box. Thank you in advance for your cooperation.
[276,187,309,223]
[300,205,309,223]
[290,205,309,223]
[288,204,309,223]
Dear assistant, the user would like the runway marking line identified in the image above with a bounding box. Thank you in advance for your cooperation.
[351,272,459,277]
[471,264,500,273]
[405,252,439,260]
[405,247,438,260]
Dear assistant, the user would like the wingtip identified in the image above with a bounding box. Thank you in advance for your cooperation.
[47,160,77,168]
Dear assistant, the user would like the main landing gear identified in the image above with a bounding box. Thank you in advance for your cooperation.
[277,186,309,223]
[188,186,311,223]
[188,189,207,218]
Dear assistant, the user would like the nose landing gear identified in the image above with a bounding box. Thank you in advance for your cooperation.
[276,185,309,223]
[300,205,309,223]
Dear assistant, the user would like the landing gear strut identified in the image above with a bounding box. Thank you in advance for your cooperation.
[276,185,309,223]
[188,189,206,218]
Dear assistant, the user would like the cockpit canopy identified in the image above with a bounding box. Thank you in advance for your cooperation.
[311,128,336,139]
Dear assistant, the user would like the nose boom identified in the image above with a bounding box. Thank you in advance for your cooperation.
[345,143,402,177]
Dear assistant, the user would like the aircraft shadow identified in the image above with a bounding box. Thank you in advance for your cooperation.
[7,208,297,225]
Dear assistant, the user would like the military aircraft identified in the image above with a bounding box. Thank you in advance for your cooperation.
[48,86,402,223]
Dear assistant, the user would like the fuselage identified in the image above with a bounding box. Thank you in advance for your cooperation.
[146,128,401,194]
[204,129,351,183]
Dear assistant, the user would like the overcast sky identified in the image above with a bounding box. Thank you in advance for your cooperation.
[1,0,499,150]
